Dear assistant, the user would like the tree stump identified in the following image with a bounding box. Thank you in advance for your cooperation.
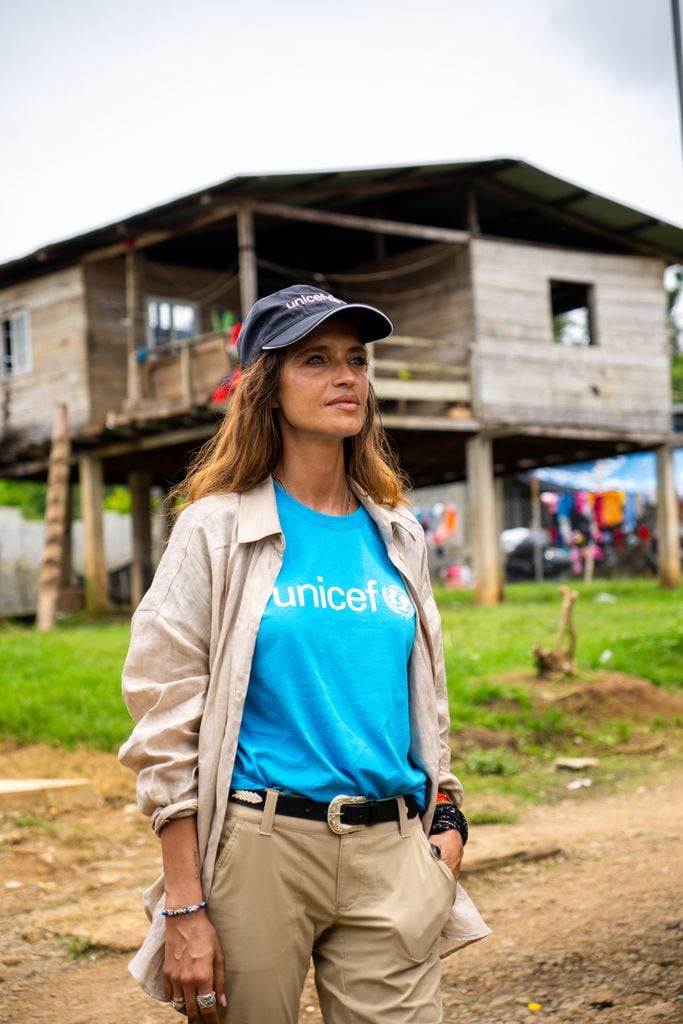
[532,585,579,677]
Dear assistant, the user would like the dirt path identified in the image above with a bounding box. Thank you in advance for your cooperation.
[0,746,681,1024]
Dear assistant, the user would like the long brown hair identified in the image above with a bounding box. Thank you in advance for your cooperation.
[167,350,409,512]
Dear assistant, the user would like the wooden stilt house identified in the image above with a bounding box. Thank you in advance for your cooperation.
[1,158,681,611]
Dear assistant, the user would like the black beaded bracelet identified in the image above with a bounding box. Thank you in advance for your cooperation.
[429,803,469,845]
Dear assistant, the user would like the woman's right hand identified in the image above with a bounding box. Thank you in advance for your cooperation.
[163,912,226,1022]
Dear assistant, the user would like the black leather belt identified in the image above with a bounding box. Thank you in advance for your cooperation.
[229,790,421,835]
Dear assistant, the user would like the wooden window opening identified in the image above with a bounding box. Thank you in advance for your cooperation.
[550,280,596,347]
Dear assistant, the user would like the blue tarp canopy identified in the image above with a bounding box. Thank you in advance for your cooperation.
[534,451,683,496]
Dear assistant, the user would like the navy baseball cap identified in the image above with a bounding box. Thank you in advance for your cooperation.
[237,284,393,366]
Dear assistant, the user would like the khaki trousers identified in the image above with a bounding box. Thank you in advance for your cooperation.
[207,792,456,1024]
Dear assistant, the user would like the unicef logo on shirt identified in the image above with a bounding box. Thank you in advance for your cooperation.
[382,584,415,619]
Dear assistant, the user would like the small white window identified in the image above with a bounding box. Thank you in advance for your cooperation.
[146,297,198,347]
[1,311,32,376]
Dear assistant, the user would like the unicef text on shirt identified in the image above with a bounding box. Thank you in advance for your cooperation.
[284,294,345,309]
[271,578,415,618]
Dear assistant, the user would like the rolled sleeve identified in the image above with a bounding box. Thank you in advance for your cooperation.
[118,506,213,833]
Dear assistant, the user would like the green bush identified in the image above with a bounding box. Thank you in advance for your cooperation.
[673,353,683,401]
[464,748,520,777]
[0,479,144,520]
[0,479,48,519]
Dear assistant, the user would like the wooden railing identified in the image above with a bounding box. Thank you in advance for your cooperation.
[127,330,231,412]
[125,331,471,418]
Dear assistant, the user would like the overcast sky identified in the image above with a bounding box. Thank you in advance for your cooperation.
[1,0,681,266]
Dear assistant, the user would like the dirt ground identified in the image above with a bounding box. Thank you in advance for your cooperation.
[1,724,682,1022]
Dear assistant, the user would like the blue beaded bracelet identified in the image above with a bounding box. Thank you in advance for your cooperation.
[161,900,207,918]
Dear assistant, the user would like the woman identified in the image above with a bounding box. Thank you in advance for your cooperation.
[119,284,489,1024]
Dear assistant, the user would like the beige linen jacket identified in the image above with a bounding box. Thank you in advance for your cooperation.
[119,476,490,1000]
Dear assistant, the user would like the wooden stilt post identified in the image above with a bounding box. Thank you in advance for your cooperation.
[237,205,258,315]
[126,250,143,407]
[61,476,73,591]
[129,469,152,608]
[494,475,505,600]
[656,444,681,588]
[530,474,544,582]
[466,433,502,605]
[36,403,71,631]
[79,453,108,613]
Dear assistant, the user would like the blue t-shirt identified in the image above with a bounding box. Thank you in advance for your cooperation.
[231,484,427,807]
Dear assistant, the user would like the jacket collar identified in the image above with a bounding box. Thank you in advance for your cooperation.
[236,476,281,543]
[236,475,419,546]
[351,480,421,547]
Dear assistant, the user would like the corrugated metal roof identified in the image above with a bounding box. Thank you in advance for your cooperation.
[1,158,681,286]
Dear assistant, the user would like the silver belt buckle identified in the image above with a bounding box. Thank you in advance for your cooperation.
[327,794,366,834]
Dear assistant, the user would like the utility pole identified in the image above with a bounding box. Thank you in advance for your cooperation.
[673,0,683,162]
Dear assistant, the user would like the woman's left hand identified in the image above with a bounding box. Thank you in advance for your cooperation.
[429,829,464,881]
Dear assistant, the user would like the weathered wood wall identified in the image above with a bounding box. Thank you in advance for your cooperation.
[0,266,89,445]
[470,238,670,433]
[83,258,127,426]
[340,242,474,370]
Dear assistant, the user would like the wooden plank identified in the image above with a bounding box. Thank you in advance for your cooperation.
[480,400,671,434]
[460,844,563,876]
[82,204,239,263]
[383,334,447,350]
[476,337,669,368]
[0,779,100,812]
[471,246,664,283]
[0,265,83,310]
[85,423,216,458]
[251,199,470,245]
[374,358,470,378]
[374,379,470,402]
[380,413,479,432]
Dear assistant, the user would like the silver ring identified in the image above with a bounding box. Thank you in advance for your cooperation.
[170,998,186,1013]
[197,991,217,1009]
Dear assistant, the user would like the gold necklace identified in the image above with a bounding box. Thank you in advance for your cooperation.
[273,473,352,516]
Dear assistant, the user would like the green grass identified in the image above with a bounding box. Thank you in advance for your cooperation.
[0,615,132,749]
[0,578,681,753]
[438,578,683,692]
[468,809,518,825]
[463,748,520,777]
[64,935,96,961]
[9,812,58,832]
